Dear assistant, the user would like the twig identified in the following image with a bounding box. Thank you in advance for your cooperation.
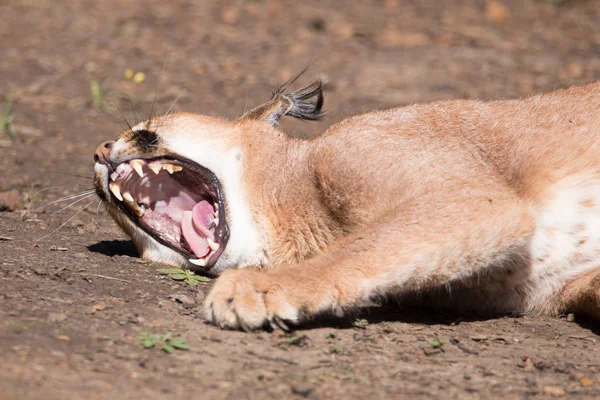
[80,273,130,283]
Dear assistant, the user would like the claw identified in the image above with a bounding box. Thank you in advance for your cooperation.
[268,319,280,331]
[273,315,290,331]
[238,317,252,333]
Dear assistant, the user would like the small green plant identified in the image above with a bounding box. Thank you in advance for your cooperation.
[89,79,136,113]
[352,318,369,329]
[137,329,189,354]
[330,345,343,354]
[284,334,308,347]
[428,336,448,350]
[0,96,16,140]
[90,80,113,111]
[158,268,211,286]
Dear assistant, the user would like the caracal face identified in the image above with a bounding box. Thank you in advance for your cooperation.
[94,78,600,330]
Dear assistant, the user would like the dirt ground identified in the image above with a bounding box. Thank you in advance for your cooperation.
[2,0,600,399]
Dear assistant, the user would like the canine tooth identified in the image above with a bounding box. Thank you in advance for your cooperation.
[207,237,220,251]
[172,165,183,172]
[189,258,207,267]
[110,172,118,181]
[109,182,123,201]
[124,196,144,217]
[148,163,162,175]
[132,203,145,217]
[212,218,219,226]
[130,160,144,177]
[123,192,135,202]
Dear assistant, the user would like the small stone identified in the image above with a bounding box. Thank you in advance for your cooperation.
[30,265,48,275]
[568,63,583,78]
[580,377,593,387]
[543,386,566,397]
[486,1,511,23]
[0,190,22,211]
[291,384,315,397]
[554,363,570,374]
[48,312,67,323]
[534,360,552,371]
[221,7,240,25]
[168,293,195,306]
[50,246,68,251]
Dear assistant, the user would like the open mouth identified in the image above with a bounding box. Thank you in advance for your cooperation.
[102,156,229,269]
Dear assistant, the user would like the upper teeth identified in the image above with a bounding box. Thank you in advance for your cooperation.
[163,163,182,174]
[130,160,144,177]
[108,160,222,258]
[148,163,162,175]
[109,182,123,201]
[108,159,184,215]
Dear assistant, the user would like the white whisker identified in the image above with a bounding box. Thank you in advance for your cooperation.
[164,88,186,119]
[32,184,92,197]
[35,190,96,211]
[52,193,96,215]
[37,199,96,242]
[96,199,103,215]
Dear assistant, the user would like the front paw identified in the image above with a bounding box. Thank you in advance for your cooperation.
[204,269,303,331]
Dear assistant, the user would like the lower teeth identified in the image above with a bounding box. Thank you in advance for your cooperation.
[189,258,207,267]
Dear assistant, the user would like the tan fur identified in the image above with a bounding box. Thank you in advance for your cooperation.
[94,81,600,330]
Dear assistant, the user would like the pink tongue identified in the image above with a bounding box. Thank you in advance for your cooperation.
[191,201,216,241]
[181,201,215,259]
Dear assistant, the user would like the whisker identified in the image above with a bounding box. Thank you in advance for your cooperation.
[127,93,138,125]
[149,51,171,124]
[242,93,249,115]
[52,193,96,215]
[115,104,133,131]
[164,88,186,118]
[116,104,143,142]
[37,199,96,242]
[32,184,92,197]
[35,190,96,211]
[47,171,93,180]
[96,199,103,215]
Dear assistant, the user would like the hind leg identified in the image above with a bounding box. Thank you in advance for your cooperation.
[559,267,600,320]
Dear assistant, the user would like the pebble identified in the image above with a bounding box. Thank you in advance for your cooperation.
[48,312,67,323]
[291,384,315,397]
[0,190,22,211]
[543,386,565,397]
[169,293,195,306]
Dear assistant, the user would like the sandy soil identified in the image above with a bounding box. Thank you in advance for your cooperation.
[1,0,600,398]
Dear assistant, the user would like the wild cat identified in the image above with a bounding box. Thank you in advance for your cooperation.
[93,78,600,330]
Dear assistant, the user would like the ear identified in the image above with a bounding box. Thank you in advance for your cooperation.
[241,78,327,127]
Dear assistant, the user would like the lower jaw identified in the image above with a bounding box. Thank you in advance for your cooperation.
[108,204,222,276]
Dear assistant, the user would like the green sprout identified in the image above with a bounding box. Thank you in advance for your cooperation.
[158,268,211,286]
[352,319,369,329]
[137,329,189,354]
[428,336,448,350]
[0,96,16,141]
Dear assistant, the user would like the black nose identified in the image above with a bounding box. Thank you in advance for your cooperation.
[94,140,115,164]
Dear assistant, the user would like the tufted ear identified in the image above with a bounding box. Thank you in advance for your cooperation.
[241,78,327,127]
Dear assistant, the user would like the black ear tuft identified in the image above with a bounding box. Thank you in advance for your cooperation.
[241,71,328,127]
[277,79,327,122]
